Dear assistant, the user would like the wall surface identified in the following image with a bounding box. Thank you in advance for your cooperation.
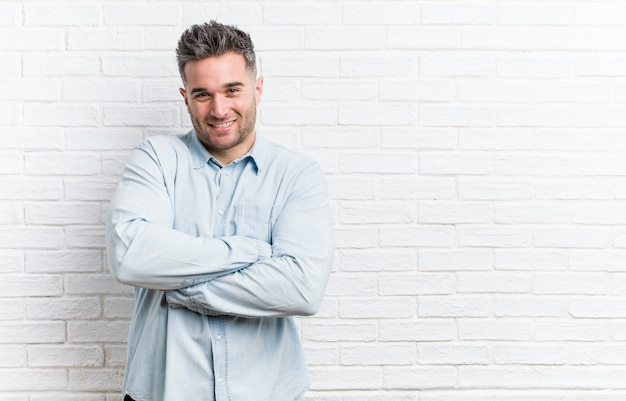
[3,0,626,400]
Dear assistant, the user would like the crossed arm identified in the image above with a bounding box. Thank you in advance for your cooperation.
[106,141,334,318]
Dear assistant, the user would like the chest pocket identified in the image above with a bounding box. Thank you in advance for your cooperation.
[235,204,282,243]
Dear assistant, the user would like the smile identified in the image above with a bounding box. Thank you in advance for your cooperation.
[209,120,235,129]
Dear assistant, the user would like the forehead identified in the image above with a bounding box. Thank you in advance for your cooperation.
[183,52,252,86]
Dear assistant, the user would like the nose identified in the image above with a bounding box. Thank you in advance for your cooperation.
[210,95,228,119]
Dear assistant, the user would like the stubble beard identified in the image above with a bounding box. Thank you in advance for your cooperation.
[192,100,257,154]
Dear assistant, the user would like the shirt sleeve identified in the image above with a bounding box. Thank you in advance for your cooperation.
[165,159,334,317]
[105,140,272,290]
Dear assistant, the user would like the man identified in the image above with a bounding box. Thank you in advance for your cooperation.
[106,21,334,401]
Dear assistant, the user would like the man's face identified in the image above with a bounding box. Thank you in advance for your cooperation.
[179,52,263,164]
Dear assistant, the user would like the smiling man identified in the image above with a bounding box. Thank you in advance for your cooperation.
[106,21,334,401]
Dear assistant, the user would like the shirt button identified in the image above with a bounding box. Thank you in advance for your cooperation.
[218,209,224,215]
[218,377,223,383]
[216,334,221,341]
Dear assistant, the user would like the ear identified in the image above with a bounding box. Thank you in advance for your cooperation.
[255,76,264,105]
[179,87,189,106]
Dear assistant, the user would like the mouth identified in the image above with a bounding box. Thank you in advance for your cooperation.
[208,120,235,130]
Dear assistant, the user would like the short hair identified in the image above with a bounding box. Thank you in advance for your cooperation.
[175,21,257,83]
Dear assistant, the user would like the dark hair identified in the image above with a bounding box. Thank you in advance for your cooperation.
[176,21,256,82]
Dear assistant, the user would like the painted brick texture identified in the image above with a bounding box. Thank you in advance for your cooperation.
[3,1,626,400]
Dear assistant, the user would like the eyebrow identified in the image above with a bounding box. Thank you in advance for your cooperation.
[190,81,246,95]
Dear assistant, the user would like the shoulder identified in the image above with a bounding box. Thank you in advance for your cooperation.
[139,133,190,153]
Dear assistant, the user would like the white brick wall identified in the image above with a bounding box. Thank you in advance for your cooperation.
[3,0,626,399]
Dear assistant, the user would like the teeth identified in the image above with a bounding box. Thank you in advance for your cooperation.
[211,121,234,128]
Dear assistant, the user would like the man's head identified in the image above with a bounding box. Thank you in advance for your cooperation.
[176,21,263,165]
[176,21,257,84]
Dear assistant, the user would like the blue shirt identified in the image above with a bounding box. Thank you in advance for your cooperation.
[105,131,334,401]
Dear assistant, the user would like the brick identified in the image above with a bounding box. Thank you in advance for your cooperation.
[534,272,609,296]
[0,274,63,297]
[24,104,99,127]
[101,55,177,77]
[181,3,261,27]
[419,296,490,318]
[536,320,609,341]
[494,296,567,318]
[459,319,535,341]
[380,79,454,102]
[420,105,493,127]
[340,103,417,126]
[0,4,17,26]
[421,3,496,25]
[420,152,493,175]
[25,203,102,225]
[0,228,64,250]
[325,274,377,297]
[65,274,132,296]
[0,251,23,274]
[420,53,495,77]
[64,227,106,249]
[381,128,457,150]
[383,366,457,389]
[459,179,533,200]
[248,27,305,51]
[495,249,568,271]
[339,201,416,224]
[339,153,417,174]
[329,227,379,249]
[380,225,454,248]
[341,343,414,366]
[0,79,60,101]
[379,319,455,342]
[387,27,462,50]
[28,345,104,367]
[344,2,417,25]
[24,250,103,273]
[265,4,341,25]
[500,3,574,25]
[303,80,377,101]
[104,345,127,367]
[419,249,493,272]
[0,347,26,367]
[25,153,99,176]
[534,227,611,249]
[0,128,64,150]
[0,368,67,391]
[458,225,533,248]
[63,78,139,102]
[420,201,492,224]
[378,273,454,296]
[379,177,455,200]
[23,53,100,77]
[418,343,491,365]
[0,28,64,51]
[104,105,179,127]
[69,368,124,391]
[104,3,179,25]
[306,27,385,50]
[68,321,130,343]
[0,322,65,344]
[327,177,376,200]
[302,322,378,342]
[336,249,416,272]
[67,28,144,51]
[27,297,102,320]
[309,367,381,390]
[103,297,134,319]
[24,3,100,26]
[340,54,417,78]
[262,53,339,78]
[457,272,531,294]
[339,297,415,319]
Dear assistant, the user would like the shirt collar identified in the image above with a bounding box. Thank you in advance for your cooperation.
[187,129,268,174]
